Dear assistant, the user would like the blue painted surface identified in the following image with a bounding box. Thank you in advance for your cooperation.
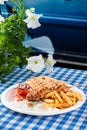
[7,0,87,18]
[4,0,87,56]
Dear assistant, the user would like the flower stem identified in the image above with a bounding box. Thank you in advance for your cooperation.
[11,0,21,9]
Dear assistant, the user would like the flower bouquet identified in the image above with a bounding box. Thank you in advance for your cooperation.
[0,0,56,82]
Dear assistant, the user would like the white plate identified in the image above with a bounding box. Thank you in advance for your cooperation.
[1,84,86,116]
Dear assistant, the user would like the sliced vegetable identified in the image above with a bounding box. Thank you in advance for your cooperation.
[15,87,30,101]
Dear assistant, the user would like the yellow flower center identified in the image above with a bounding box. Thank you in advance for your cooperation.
[30,15,35,20]
[34,60,38,64]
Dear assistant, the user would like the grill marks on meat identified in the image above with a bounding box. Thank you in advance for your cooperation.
[24,76,70,101]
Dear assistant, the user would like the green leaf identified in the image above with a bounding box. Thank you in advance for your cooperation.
[0,0,34,82]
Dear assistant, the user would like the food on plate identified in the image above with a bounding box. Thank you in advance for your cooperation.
[42,90,82,109]
[15,83,30,101]
[15,76,82,109]
[15,76,70,101]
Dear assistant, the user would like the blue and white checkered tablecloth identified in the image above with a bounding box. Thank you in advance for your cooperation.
[0,66,87,130]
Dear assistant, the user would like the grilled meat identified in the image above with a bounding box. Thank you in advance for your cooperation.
[23,76,70,101]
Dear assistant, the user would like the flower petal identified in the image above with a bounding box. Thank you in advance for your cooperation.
[26,55,45,73]
[45,54,56,73]
[24,10,42,29]
[0,15,5,23]
[0,0,8,5]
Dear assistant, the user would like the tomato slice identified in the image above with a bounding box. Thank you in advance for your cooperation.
[15,88,29,101]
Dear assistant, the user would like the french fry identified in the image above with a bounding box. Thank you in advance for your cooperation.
[43,99,54,104]
[75,92,82,101]
[67,90,82,101]
[66,90,76,98]
[42,89,82,109]
[54,91,63,103]
[45,91,56,99]
[60,103,70,109]
[43,102,59,108]
[60,91,72,106]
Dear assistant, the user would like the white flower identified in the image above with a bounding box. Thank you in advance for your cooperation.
[29,7,35,13]
[0,0,8,4]
[26,8,35,14]
[24,9,42,29]
[26,54,45,73]
[0,15,5,23]
[45,54,56,73]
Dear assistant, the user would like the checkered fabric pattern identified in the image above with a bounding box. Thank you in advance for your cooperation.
[0,66,87,130]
